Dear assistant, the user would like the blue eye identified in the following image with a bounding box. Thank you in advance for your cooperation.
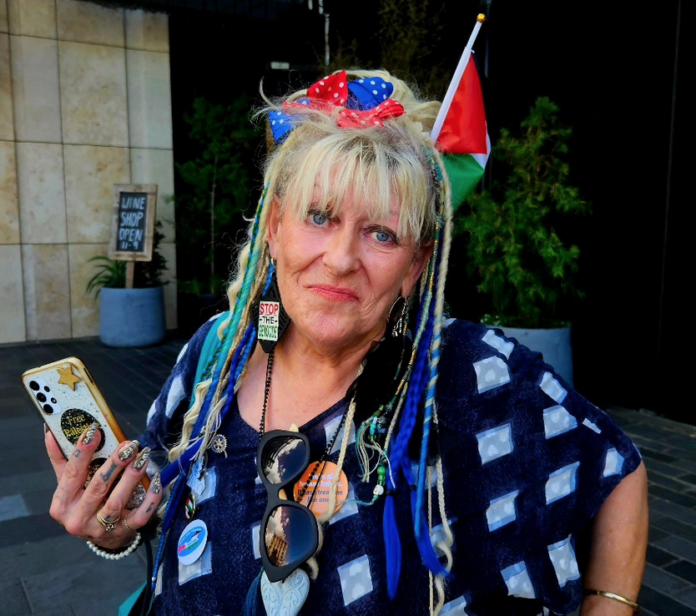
[375,231,391,243]
[311,212,328,226]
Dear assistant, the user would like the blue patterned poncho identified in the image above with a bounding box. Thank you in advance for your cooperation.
[138,316,641,616]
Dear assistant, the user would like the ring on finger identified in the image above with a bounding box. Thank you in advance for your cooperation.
[123,512,133,530]
[96,509,119,532]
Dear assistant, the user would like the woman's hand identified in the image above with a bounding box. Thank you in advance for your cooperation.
[46,423,163,550]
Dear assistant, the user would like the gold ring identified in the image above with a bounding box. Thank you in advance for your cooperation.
[96,509,119,532]
[122,513,132,530]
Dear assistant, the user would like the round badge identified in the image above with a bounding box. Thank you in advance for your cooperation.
[177,519,208,566]
[61,409,106,452]
[293,461,348,517]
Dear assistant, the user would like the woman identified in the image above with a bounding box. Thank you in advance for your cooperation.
[46,68,648,615]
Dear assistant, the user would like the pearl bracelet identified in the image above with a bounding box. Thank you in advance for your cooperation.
[86,532,141,560]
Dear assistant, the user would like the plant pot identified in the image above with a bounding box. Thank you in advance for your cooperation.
[497,325,574,387]
[99,286,167,348]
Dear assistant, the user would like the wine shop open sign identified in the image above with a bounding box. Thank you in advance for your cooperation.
[109,185,158,261]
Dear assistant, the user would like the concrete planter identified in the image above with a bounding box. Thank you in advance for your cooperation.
[99,286,166,348]
[498,325,574,386]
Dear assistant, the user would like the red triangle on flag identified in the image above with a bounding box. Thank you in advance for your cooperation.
[436,57,488,156]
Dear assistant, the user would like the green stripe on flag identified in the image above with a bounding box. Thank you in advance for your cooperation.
[443,153,485,212]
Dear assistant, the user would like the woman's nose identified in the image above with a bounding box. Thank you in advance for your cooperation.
[323,227,360,275]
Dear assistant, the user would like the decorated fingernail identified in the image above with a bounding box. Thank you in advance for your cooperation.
[118,440,139,461]
[132,447,151,471]
[82,422,99,445]
[151,472,162,494]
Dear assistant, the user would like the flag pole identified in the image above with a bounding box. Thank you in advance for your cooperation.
[431,13,487,142]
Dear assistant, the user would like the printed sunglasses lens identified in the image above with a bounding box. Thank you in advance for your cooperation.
[264,505,316,567]
[261,435,307,485]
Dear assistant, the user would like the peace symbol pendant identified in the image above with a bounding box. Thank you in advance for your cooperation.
[210,434,227,455]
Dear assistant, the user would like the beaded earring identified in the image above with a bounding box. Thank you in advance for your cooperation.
[257,258,291,353]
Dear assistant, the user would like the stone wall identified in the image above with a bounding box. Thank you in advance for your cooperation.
[0,0,176,344]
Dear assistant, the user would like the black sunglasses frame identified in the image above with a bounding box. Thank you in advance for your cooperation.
[257,430,319,583]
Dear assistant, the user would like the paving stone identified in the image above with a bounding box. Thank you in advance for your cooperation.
[647,544,681,567]
[642,562,692,594]
[22,556,145,616]
[653,517,696,544]
[667,561,696,586]
[644,456,693,479]
[0,512,66,550]
[0,577,32,616]
[641,447,684,465]
[648,471,696,494]
[0,494,30,523]
[675,587,696,611]
[649,485,696,509]
[639,585,696,616]
[655,535,696,564]
[0,470,58,499]
[649,497,696,527]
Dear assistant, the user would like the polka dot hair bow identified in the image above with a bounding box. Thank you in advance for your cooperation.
[268,70,406,144]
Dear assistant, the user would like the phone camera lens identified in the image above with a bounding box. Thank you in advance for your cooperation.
[51,397,57,404]
[29,380,39,391]
[43,386,51,392]
[37,393,47,402]
[43,404,54,414]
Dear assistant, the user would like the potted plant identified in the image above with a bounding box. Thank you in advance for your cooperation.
[455,96,591,385]
[86,221,169,348]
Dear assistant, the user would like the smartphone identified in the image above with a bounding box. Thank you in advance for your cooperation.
[22,356,149,506]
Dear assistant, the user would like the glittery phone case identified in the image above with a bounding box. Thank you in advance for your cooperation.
[22,357,150,501]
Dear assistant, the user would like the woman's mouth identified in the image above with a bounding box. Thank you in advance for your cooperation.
[309,285,359,302]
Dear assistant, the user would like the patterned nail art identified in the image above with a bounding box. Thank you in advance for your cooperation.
[82,422,99,445]
[132,447,151,471]
[151,472,162,494]
[118,440,139,461]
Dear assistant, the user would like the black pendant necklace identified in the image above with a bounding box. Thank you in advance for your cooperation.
[259,349,351,508]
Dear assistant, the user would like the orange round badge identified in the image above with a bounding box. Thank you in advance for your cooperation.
[293,461,349,517]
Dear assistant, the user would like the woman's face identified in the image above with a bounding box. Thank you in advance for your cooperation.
[268,190,432,356]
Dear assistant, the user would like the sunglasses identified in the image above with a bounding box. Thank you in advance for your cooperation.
[258,430,319,583]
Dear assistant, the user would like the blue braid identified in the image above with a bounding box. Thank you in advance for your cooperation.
[414,224,445,538]
[383,286,432,598]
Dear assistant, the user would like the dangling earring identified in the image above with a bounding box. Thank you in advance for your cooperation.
[257,258,291,353]
[388,295,409,338]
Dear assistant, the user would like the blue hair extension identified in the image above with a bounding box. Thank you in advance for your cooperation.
[151,473,186,591]
[383,290,433,597]
[242,569,263,616]
[414,223,445,538]
[403,459,452,579]
[383,490,402,599]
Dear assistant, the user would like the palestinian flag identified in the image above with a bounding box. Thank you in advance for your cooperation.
[432,43,490,211]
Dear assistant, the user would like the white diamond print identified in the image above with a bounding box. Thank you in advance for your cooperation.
[476,424,514,464]
[338,555,373,606]
[482,329,514,358]
[548,535,581,587]
[474,357,511,393]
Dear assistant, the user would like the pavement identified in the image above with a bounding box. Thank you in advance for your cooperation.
[1,332,696,615]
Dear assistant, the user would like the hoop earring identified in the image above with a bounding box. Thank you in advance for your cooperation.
[257,258,291,353]
[387,295,409,338]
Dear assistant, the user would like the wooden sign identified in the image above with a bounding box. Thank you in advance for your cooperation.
[109,184,158,261]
